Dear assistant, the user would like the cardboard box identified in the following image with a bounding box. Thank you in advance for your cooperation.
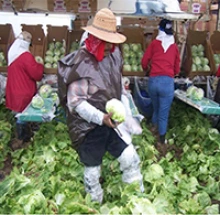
[140,18,159,32]
[210,31,220,73]
[0,24,15,73]
[44,25,68,74]
[208,13,218,35]
[183,29,215,78]
[54,1,66,12]
[190,20,209,31]
[12,0,24,11]
[78,0,97,13]
[121,17,158,29]
[72,18,89,30]
[180,0,210,13]
[21,24,46,59]
[2,0,13,11]
[46,0,96,13]
[23,0,49,12]
[67,29,84,54]
[66,0,79,13]
[47,0,54,11]
[119,27,146,77]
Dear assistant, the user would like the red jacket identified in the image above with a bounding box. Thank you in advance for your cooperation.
[141,40,180,78]
[6,52,44,112]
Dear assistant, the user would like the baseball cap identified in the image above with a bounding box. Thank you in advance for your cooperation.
[159,19,173,35]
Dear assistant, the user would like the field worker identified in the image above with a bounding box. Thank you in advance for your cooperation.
[141,19,180,149]
[6,31,44,149]
[58,8,144,203]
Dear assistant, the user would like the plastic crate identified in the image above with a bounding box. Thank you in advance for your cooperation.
[133,77,153,118]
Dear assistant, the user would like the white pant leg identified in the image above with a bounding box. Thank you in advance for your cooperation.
[117,144,144,192]
[84,165,103,203]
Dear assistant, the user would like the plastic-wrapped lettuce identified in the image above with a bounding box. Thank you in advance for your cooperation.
[39,84,53,98]
[31,95,44,109]
[187,86,204,101]
[186,86,197,97]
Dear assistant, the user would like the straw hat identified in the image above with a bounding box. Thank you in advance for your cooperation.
[82,8,126,44]
[18,31,32,43]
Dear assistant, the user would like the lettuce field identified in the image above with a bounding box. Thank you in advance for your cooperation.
[0,100,219,214]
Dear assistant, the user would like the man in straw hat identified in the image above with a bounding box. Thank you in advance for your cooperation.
[6,31,44,150]
[58,8,144,203]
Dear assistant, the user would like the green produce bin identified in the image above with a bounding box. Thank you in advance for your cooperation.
[174,89,220,115]
[16,98,56,122]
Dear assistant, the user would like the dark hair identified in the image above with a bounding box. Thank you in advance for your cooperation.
[159,19,173,35]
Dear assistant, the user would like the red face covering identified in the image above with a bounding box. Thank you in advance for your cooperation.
[85,34,115,62]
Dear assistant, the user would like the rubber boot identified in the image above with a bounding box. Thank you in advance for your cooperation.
[23,123,33,142]
[84,166,103,204]
[10,123,24,151]
[156,134,167,156]
[159,134,166,144]
[117,144,144,192]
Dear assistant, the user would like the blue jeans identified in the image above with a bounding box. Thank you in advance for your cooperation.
[148,76,174,136]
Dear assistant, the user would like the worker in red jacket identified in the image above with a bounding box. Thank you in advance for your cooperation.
[6,31,44,149]
[141,19,180,149]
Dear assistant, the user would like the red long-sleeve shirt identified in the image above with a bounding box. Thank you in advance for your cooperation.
[6,52,44,112]
[141,39,180,78]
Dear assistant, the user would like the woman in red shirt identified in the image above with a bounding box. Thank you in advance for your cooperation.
[141,19,180,146]
[6,31,44,148]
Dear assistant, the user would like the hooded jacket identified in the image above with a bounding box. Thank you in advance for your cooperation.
[58,46,123,150]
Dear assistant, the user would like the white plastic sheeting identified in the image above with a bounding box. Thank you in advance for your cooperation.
[0,12,75,36]
[98,0,199,21]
